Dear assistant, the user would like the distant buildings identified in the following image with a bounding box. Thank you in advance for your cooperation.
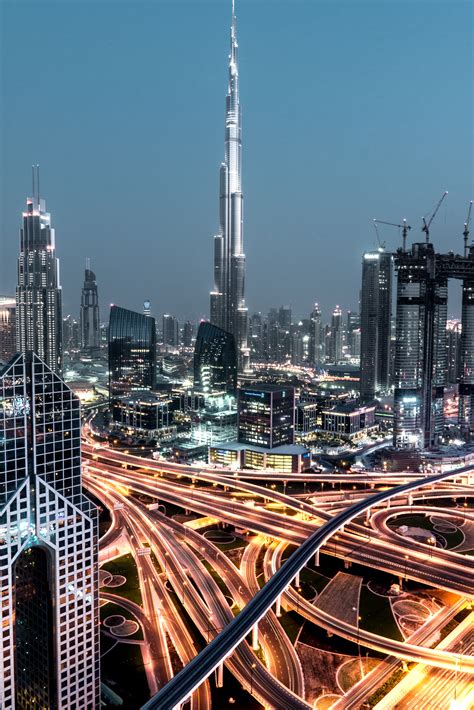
[182,320,194,348]
[0,296,16,364]
[310,303,324,368]
[193,321,237,396]
[108,305,156,397]
[328,306,343,364]
[0,351,99,708]
[16,175,62,372]
[162,314,179,349]
[80,265,100,355]
[360,250,392,401]
[209,3,249,371]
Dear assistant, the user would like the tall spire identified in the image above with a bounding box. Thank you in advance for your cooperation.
[209,0,249,371]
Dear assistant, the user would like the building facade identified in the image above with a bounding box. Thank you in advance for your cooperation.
[360,250,392,401]
[209,3,249,371]
[238,384,295,448]
[0,297,16,365]
[0,352,99,708]
[193,321,237,395]
[16,181,62,373]
[80,265,100,355]
[108,305,156,397]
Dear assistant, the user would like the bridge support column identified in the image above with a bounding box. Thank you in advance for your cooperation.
[295,571,300,587]
[217,662,224,688]
[366,508,371,522]
[252,623,259,650]
[386,498,391,509]
[314,549,320,566]
[275,595,281,617]
[408,493,413,506]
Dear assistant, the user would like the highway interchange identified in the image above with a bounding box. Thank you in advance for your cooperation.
[83,420,474,709]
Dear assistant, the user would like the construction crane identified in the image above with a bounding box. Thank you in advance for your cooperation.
[463,201,473,256]
[373,218,411,251]
[422,191,448,243]
[372,221,385,249]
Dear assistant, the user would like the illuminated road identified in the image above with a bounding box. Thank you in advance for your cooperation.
[82,422,474,709]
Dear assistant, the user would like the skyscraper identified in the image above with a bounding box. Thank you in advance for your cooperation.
[329,306,343,363]
[80,263,100,355]
[310,303,323,368]
[209,1,249,371]
[360,250,392,400]
[162,314,179,349]
[238,384,295,448]
[0,296,16,365]
[393,243,447,449]
[193,321,237,395]
[0,351,100,708]
[16,170,62,372]
[109,305,157,397]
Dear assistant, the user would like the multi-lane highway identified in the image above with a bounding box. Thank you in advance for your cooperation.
[83,421,474,710]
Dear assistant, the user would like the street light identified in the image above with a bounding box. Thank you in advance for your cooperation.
[250,662,257,695]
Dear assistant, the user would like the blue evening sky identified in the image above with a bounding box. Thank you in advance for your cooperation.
[1,0,472,323]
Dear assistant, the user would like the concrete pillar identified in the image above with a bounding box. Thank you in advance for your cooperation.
[275,595,281,617]
[387,498,391,509]
[295,571,300,587]
[217,662,224,688]
[252,623,259,650]
[408,493,413,506]
[365,508,371,522]
[314,549,320,566]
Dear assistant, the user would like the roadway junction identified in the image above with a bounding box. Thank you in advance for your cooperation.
[82,419,474,710]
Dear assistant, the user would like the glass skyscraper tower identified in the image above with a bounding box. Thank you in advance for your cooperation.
[0,352,100,708]
[108,305,157,397]
[360,250,393,401]
[16,171,62,373]
[210,1,249,371]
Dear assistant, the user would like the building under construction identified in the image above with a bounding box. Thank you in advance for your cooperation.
[393,240,474,449]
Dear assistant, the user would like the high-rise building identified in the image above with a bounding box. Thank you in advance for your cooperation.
[193,321,237,395]
[0,296,16,364]
[393,243,447,449]
[16,172,62,372]
[249,312,264,361]
[182,320,194,348]
[109,305,157,397]
[143,300,152,317]
[446,320,462,385]
[162,314,179,349]
[360,250,392,400]
[209,2,249,371]
[0,351,100,708]
[238,384,295,448]
[63,315,80,354]
[80,264,100,355]
[310,303,323,368]
[329,306,343,363]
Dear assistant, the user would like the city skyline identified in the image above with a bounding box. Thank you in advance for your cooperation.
[1,1,472,321]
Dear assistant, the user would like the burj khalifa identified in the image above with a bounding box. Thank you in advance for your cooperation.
[210,0,250,371]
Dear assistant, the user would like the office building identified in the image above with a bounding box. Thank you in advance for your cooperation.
[182,320,194,348]
[310,303,323,368]
[0,351,99,708]
[162,314,179,349]
[328,306,343,363]
[108,305,156,397]
[209,3,249,371]
[0,297,16,364]
[143,300,152,317]
[193,321,237,395]
[191,394,237,446]
[16,172,62,372]
[393,243,447,449]
[360,250,392,400]
[238,383,295,448]
[446,320,462,385]
[80,264,100,355]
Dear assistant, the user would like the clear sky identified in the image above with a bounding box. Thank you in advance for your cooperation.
[1,0,472,323]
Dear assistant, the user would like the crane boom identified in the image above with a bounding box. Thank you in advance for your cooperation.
[422,191,448,242]
[373,218,411,251]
